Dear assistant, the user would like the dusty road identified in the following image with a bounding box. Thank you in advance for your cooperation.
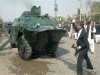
[0,36,100,75]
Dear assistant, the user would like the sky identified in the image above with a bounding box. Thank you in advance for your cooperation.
[0,0,100,22]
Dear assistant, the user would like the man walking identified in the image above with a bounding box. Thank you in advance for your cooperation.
[76,21,93,75]
[87,20,96,53]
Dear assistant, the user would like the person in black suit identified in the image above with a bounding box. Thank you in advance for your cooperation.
[76,21,93,75]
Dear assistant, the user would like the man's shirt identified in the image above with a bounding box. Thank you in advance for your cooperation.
[77,28,83,40]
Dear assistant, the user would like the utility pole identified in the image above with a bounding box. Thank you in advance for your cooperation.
[54,0,58,18]
[80,0,82,21]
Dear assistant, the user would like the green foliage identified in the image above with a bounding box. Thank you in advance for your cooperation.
[76,15,80,22]
[67,15,72,22]
[85,16,90,21]
[0,19,3,24]
[91,2,100,13]
[53,16,65,24]
[92,14,100,21]
[86,14,100,22]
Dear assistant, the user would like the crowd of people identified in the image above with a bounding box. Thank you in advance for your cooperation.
[62,18,100,53]
[61,18,100,75]
[0,22,10,36]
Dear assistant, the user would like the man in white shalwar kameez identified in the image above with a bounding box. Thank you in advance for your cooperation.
[87,21,96,53]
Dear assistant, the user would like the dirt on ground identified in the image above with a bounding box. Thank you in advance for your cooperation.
[0,36,100,75]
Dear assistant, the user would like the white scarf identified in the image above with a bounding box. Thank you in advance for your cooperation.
[88,25,91,41]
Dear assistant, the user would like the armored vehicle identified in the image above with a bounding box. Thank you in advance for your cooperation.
[9,6,66,60]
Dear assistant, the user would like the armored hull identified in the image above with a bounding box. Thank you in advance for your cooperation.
[24,29,65,49]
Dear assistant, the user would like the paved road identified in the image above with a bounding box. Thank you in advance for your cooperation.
[0,37,100,75]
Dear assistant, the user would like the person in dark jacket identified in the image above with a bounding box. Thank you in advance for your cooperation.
[75,21,93,75]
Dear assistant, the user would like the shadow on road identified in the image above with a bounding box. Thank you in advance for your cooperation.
[31,47,69,59]
[57,57,77,73]
[56,47,70,57]
[32,47,77,73]
[57,47,77,73]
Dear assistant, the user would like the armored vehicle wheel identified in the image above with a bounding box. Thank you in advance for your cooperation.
[46,44,58,58]
[18,35,32,60]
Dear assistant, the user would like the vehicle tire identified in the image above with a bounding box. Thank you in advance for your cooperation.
[18,35,32,60]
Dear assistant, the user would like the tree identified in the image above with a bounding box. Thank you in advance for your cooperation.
[86,1,100,21]
[53,16,65,24]
[92,14,100,22]
[0,19,3,24]
[91,2,100,15]
[86,0,100,15]
[86,0,94,14]
[67,15,72,22]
